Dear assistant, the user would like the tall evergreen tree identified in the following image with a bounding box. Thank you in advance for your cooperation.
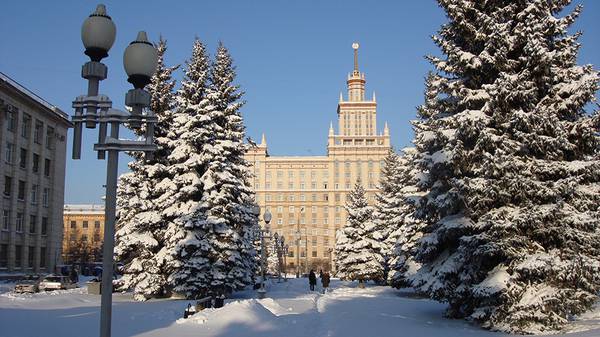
[161,38,214,298]
[385,147,425,288]
[373,148,402,280]
[335,181,385,285]
[201,42,259,292]
[115,37,178,301]
[409,1,600,333]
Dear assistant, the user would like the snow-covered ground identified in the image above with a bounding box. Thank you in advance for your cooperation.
[0,278,598,337]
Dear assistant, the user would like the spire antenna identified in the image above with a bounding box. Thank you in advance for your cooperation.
[352,42,359,74]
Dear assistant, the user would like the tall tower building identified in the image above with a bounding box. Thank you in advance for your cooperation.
[245,43,390,274]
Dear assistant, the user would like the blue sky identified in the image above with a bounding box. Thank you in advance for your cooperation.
[1,1,599,204]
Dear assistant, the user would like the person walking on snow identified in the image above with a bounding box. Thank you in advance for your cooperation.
[309,270,317,291]
[322,272,330,293]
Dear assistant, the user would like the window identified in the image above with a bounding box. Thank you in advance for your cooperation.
[311,206,317,214]
[289,218,296,225]
[324,218,329,225]
[70,220,76,229]
[6,109,16,132]
[312,251,317,257]
[323,183,328,189]
[299,171,305,178]
[288,250,294,258]
[300,250,306,257]
[323,206,329,214]
[277,206,283,213]
[29,215,36,234]
[28,246,34,268]
[323,194,328,201]
[312,237,317,246]
[42,188,49,207]
[277,218,283,225]
[276,182,283,189]
[19,148,27,169]
[300,194,306,201]
[44,159,51,177]
[335,217,341,225]
[311,182,316,189]
[40,247,46,268]
[323,229,330,235]
[70,234,76,241]
[288,171,294,178]
[16,213,24,232]
[21,114,31,138]
[14,245,22,268]
[94,234,101,242]
[324,238,329,247]
[41,217,48,235]
[289,194,295,202]
[30,184,38,204]
[5,142,14,163]
[46,127,54,149]
[0,244,7,268]
[300,183,305,190]
[94,221,100,229]
[289,206,295,213]
[277,171,283,178]
[265,194,271,201]
[288,182,294,189]
[81,234,88,241]
[2,210,9,231]
[34,121,43,144]
[311,218,317,225]
[32,153,40,173]
[3,176,11,196]
[311,194,317,202]
[335,194,341,202]
[300,218,306,225]
[17,180,25,200]
[82,221,89,229]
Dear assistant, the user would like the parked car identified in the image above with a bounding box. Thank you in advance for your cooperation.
[39,275,77,291]
[14,279,39,293]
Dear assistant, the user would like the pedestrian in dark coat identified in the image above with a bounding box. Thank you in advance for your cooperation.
[322,272,330,291]
[308,270,317,291]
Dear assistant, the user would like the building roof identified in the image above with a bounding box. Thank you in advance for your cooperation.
[64,204,105,215]
[0,71,71,124]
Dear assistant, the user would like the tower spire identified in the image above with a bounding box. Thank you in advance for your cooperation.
[352,42,359,75]
[347,42,366,101]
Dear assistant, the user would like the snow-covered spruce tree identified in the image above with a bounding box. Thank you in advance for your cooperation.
[384,147,426,288]
[373,148,401,281]
[335,181,385,285]
[409,1,600,333]
[200,42,260,293]
[115,37,179,301]
[161,38,214,298]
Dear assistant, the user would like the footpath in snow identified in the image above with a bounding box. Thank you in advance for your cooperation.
[0,278,599,337]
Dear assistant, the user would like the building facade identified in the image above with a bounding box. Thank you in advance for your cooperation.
[0,72,72,274]
[246,44,391,273]
[62,204,105,264]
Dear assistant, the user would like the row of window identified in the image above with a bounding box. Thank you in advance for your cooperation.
[274,217,344,226]
[4,106,55,150]
[260,179,376,191]
[68,220,102,229]
[4,142,52,176]
[0,244,46,268]
[288,250,331,258]
[68,233,102,242]
[3,176,50,206]
[268,205,345,214]
[2,210,49,235]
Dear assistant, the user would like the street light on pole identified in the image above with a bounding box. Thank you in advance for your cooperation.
[74,5,158,337]
[257,209,271,298]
